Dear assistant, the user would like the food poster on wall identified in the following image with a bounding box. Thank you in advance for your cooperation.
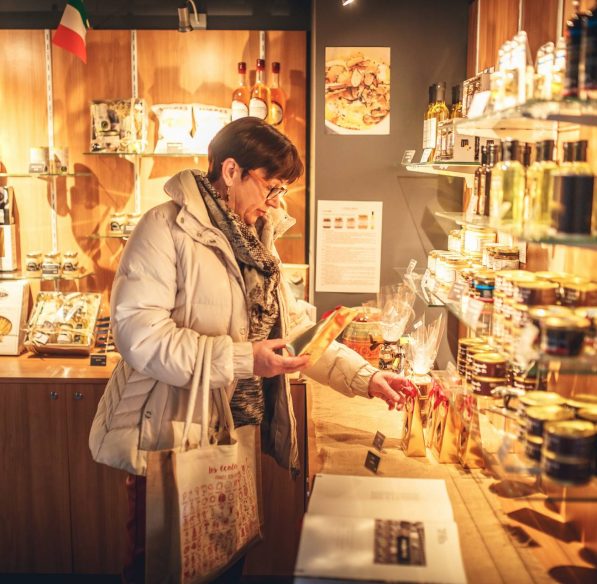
[325,47,390,135]
[316,200,383,293]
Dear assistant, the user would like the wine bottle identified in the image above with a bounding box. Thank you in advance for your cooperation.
[490,140,524,227]
[564,1,590,98]
[249,59,271,121]
[231,62,249,121]
[269,61,287,127]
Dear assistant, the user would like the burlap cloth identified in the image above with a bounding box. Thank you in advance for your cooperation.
[307,381,557,584]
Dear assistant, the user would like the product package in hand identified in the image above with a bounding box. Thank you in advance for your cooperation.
[286,306,359,367]
[25,292,102,355]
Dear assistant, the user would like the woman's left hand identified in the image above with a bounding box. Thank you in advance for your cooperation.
[367,371,408,410]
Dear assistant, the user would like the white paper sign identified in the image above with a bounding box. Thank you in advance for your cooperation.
[316,200,383,293]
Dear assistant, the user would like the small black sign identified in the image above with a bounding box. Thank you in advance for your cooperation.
[365,450,381,474]
[373,430,386,452]
[90,353,107,367]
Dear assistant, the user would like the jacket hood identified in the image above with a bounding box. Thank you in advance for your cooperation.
[164,169,296,240]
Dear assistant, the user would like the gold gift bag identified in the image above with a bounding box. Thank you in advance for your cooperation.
[431,397,460,464]
[424,382,443,448]
[457,395,484,468]
[400,392,426,457]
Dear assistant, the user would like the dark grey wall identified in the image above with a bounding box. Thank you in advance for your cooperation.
[312,0,469,365]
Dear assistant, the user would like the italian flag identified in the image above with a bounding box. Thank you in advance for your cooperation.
[52,0,90,64]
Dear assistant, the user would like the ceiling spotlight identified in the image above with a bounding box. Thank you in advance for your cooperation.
[178,0,207,32]
[342,0,355,5]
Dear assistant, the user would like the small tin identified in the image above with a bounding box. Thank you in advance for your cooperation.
[528,305,574,328]
[534,271,572,285]
[471,375,507,396]
[473,271,495,301]
[544,420,597,458]
[109,212,126,236]
[62,251,79,273]
[561,281,597,307]
[525,435,543,462]
[578,406,597,425]
[42,251,62,276]
[541,450,593,486]
[472,351,508,378]
[465,344,494,383]
[541,315,590,357]
[493,246,520,271]
[25,251,43,276]
[512,376,540,391]
[566,393,597,412]
[516,281,559,306]
[525,405,574,438]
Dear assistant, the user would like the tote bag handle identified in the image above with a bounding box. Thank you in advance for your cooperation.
[180,335,210,450]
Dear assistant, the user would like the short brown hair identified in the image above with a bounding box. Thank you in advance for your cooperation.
[207,117,303,183]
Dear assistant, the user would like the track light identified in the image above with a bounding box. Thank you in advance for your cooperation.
[342,0,355,5]
[178,0,206,32]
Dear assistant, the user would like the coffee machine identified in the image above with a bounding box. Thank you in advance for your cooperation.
[0,186,17,272]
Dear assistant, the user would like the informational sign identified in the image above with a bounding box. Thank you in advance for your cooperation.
[316,200,383,293]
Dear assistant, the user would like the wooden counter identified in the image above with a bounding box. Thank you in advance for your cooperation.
[0,351,120,382]
[305,381,597,584]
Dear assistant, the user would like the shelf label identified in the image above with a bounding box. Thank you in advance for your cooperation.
[372,431,386,452]
[467,91,491,118]
[364,450,381,474]
[420,148,433,163]
[402,150,416,164]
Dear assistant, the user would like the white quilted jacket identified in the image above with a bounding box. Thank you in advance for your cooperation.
[89,169,377,476]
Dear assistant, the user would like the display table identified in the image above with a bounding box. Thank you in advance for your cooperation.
[303,381,597,584]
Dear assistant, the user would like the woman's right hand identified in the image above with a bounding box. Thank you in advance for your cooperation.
[253,338,309,378]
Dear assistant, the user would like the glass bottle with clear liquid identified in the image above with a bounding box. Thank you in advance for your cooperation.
[528,140,558,233]
[490,140,524,227]
[513,143,533,229]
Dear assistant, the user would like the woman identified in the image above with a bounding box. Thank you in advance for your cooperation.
[90,117,408,583]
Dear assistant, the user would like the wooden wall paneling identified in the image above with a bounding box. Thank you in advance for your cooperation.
[66,383,128,574]
[136,30,307,264]
[523,0,560,58]
[0,382,72,572]
[467,0,479,76]
[477,0,520,71]
[0,31,50,289]
[52,30,134,305]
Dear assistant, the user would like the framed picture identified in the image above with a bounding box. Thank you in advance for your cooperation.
[325,47,390,135]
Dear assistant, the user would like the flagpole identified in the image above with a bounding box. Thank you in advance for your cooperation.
[131,30,142,216]
[44,29,59,255]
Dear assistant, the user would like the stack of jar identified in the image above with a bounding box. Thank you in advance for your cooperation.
[109,212,142,237]
[25,250,80,278]
[520,391,597,486]
[492,270,597,358]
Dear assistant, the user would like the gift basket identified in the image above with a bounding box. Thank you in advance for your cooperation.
[25,292,102,355]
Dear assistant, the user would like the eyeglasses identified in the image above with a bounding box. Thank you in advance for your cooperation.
[247,169,288,201]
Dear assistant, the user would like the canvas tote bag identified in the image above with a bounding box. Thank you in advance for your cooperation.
[145,336,262,583]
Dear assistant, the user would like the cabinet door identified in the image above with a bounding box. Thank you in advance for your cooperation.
[0,382,72,572]
[244,382,307,576]
[66,383,128,574]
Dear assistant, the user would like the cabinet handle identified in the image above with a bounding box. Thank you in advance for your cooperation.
[49,391,59,400]
[73,391,84,400]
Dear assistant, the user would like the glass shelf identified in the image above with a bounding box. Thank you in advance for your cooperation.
[434,211,597,248]
[0,270,94,281]
[83,151,207,158]
[403,161,478,180]
[454,98,597,141]
[89,233,129,240]
[0,172,91,178]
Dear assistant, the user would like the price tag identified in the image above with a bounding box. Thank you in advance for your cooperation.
[448,280,467,302]
[33,331,49,345]
[372,431,386,452]
[90,353,108,367]
[467,298,485,329]
[402,149,416,164]
[467,90,491,118]
[420,148,433,163]
[413,320,423,330]
[364,450,381,474]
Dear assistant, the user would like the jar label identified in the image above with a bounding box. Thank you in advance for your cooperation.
[231,100,249,121]
[270,102,283,125]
